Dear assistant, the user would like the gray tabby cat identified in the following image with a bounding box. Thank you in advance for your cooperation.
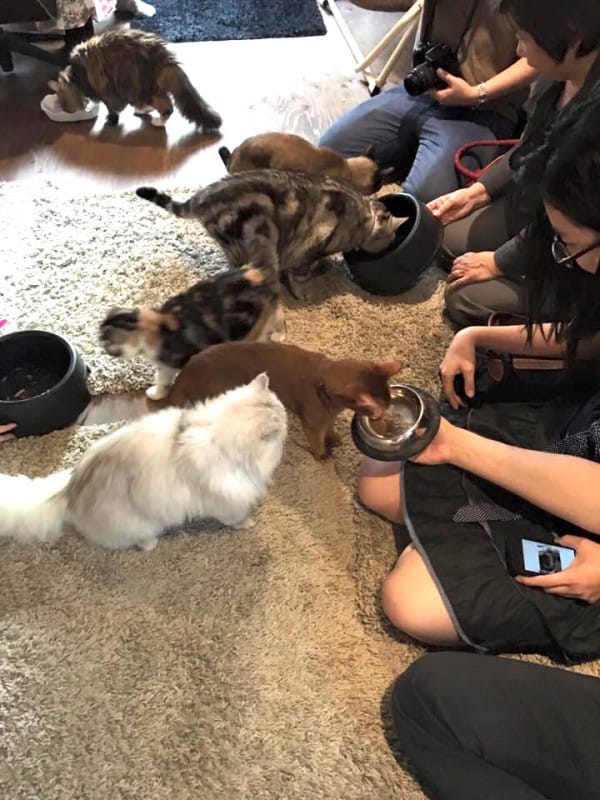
[136,169,401,294]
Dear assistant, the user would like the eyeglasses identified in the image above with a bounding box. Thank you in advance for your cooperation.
[551,234,600,268]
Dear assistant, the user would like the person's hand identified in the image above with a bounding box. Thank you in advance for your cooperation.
[0,422,16,442]
[447,251,500,291]
[439,328,478,410]
[430,69,478,106]
[427,182,491,226]
[516,536,600,604]
[410,416,457,465]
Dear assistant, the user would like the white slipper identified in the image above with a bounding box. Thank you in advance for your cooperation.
[40,93,100,123]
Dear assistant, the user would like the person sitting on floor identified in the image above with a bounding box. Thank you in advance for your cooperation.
[357,98,600,663]
[319,0,536,203]
[391,651,600,800]
[434,0,600,327]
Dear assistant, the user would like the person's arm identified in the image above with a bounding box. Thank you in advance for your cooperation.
[417,418,600,534]
[441,326,600,409]
[415,419,600,601]
[440,325,568,409]
[432,58,538,107]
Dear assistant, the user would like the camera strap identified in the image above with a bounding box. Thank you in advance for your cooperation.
[420,0,480,54]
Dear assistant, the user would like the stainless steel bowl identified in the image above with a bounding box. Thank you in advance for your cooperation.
[351,384,441,461]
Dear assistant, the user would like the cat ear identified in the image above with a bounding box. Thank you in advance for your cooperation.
[251,372,270,391]
[363,145,375,160]
[377,359,402,378]
[48,79,59,92]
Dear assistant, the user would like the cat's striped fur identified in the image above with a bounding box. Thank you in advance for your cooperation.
[136,169,402,292]
[99,264,282,400]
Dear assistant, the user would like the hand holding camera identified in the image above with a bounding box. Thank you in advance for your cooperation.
[430,70,480,106]
[404,41,462,96]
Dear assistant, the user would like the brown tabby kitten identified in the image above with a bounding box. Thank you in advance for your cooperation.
[99,266,282,400]
[218,133,393,195]
[152,341,402,459]
[48,29,221,129]
[136,170,402,295]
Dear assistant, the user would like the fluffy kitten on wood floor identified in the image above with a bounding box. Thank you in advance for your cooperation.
[151,341,402,459]
[49,29,222,129]
[218,133,394,195]
[99,264,282,400]
[0,375,286,551]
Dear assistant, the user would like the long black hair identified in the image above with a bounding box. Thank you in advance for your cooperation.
[518,92,600,358]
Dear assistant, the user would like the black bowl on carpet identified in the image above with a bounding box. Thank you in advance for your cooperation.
[0,331,90,438]
[344,193,443,296]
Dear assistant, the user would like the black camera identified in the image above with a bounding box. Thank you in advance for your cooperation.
[404,41,461,96]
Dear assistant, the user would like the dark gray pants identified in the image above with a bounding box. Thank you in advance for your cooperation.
[442,197,526,327]
[391,652,600,800]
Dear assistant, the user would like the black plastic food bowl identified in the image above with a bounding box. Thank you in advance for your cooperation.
[0,330,90,437]
[344,193,443,295]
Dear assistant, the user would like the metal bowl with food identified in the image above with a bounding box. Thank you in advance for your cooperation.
[351,384,440,461]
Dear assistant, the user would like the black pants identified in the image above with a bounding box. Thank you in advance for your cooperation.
[391,652,600,800]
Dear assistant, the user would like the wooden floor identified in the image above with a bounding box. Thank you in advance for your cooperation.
[0,6,390,194]
[0,3,404,425]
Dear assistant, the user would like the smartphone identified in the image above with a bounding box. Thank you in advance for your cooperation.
[507,537,576,577]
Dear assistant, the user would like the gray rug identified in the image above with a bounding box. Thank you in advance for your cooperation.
[3,181,595,800]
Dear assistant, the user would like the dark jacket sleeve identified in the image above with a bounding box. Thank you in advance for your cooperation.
[479,147,518,200]
[494,230,527,280]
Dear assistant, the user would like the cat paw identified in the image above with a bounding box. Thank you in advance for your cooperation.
[233,516,256,530]
[138,538,158,552]
[269,329,286,343]
[146,384,170,400]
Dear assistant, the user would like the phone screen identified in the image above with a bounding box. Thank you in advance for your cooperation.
[521,539,575,574]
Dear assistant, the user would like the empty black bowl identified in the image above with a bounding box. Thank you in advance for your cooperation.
[344,193,443,295]
[0,330,90,438]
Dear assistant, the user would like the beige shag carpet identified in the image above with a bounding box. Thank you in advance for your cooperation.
[3,181,597,800]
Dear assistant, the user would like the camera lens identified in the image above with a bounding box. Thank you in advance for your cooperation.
[404,63,435,96]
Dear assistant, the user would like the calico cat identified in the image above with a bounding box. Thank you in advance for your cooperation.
[100,264,282,400]
[152,341,402,459]
[136,170,402,294]
[48,29,222,129]
[0,374,287,551]
[218,133,393,195]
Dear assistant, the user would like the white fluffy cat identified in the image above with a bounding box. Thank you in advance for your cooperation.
[0,374,287,551]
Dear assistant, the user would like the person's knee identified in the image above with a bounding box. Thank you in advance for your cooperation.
[444,283,490,328]
[357,474,401,523]
[391,653,465,728]
[357,458,403,523]
[382,565,424,634]
[381,551,460,646]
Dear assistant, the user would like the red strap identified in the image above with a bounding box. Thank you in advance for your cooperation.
[454,138,521,184]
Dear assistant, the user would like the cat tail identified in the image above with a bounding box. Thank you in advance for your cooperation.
[136,187,192,218]
[0,469,71,544]
[163,65,222,131]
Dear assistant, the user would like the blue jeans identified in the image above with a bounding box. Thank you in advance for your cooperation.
[319,85,516,203]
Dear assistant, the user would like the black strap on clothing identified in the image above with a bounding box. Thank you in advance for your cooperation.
[420,0,480,54]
